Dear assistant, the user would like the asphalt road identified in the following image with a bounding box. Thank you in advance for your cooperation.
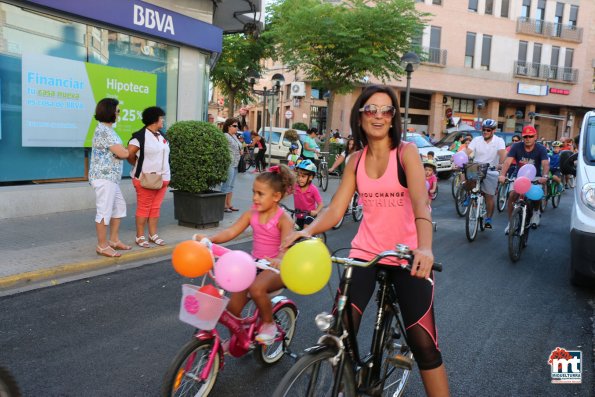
[0,180,593,396]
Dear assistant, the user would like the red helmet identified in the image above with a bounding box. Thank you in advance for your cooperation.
[522,125,537,136]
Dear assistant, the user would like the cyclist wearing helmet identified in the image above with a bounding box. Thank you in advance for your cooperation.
[287,143,300,170]
[293,159,324,229]
[465,118,506,229]
[548,141,564,191]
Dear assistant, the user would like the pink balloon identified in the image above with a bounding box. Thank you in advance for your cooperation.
[214,250,256,292]
[513,176,531,195]
[517,164,536,180]
[452,151,469,167]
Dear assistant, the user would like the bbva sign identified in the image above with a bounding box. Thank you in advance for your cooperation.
[133,4,175,35]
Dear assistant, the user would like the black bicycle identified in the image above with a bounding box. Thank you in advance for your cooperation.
[242,148,256,171]
[0,366,21,397]
[272,244,442,397]
[280,204,327,243]
[508,181,542,262]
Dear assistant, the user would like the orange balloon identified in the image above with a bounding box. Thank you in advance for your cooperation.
[172,240,213,278]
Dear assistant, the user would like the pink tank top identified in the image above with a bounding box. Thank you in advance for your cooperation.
[349,144,418,265]
[250,207,284,259]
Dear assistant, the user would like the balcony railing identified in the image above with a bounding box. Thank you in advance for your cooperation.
[421,46,447,66]
[514,60,579,84]
[516,17,583,43]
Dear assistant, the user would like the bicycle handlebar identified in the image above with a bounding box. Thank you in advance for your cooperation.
[331,244,443,273]
[196,238,280,274]
[280,203,311,216]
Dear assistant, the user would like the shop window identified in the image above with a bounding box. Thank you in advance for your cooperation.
[452,98,475,114]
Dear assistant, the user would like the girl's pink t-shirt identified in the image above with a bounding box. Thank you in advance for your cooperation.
[426,174,437,198]
[293,183,322,214]
[250,207,284,259]
[349,145,417,265]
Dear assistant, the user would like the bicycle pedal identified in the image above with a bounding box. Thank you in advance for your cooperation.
[387,354,413,370]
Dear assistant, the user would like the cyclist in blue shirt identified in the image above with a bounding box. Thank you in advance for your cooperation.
[548,141,564,192]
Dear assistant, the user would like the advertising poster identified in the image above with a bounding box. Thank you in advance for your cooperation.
[22,53,157,147]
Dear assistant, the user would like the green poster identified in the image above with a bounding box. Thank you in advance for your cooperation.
[84,63,157,146]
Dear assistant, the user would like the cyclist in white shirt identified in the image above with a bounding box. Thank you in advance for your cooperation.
[465,119,506,229]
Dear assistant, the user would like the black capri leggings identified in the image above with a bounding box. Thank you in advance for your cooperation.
[340,263,443,370]
[255,150,266,171]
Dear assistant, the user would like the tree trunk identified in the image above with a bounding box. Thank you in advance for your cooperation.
[227,92,236,118]
[323,93,334,152]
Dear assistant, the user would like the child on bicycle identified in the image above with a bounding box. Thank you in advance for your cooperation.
[287,144,300,170]
[193,164,295,345]
[549,141,564,192]
[424,160,438,206]
[293,159,324,230]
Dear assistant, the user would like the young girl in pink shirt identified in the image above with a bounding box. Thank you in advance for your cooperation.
[194,164,295,344]
[292,159,324,229]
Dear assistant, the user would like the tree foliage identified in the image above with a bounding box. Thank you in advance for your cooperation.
[210,34,269,116]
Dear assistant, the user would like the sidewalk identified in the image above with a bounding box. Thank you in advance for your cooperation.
[0,172,339,294]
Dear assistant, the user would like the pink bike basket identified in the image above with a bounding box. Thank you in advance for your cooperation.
[179,284,229,330]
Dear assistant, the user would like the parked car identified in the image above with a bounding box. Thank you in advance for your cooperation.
[258,127,307,164]
[436,130,518,148]
[569,110,595,286]
[404,133,453,179]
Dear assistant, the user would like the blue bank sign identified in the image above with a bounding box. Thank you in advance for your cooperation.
[24,0,222,53]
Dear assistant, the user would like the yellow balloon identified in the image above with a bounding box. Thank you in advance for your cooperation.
[281,239,332,295]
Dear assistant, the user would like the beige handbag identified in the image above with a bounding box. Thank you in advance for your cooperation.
[139,149,165,190]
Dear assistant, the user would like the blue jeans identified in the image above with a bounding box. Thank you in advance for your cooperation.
[220,165,238,193]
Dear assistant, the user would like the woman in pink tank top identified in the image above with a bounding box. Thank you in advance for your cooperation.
[194,164,295,345]
[283,85,450,396]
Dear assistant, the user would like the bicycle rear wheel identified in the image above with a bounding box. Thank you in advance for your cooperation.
[496,182,508,212]
[331,194,346,229]
[508,206,523,262]
[320,163,329,192]
[161,338,220,397]
[272,348,357,397]
[451,173,460,199]
[255,305,297,366]
[465,199,479,242]
[352,193,363,222]
[552,190,561,208]
[455,185,469,217]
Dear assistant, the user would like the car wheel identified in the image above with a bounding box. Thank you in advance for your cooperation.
[438,171,452,180]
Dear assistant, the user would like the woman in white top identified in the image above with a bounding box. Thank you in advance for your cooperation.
[220,118,243,212]
[127,107,170,248]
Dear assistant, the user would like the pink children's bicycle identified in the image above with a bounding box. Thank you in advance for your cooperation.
[161,241,299,397]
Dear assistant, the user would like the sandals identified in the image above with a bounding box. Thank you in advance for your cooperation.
[96,245,121,258]
[149,234,166,246]
[224,208,233,213]
[109,240,132,250]
[135,236,151,248]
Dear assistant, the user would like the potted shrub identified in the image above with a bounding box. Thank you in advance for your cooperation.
[167,121,231,228]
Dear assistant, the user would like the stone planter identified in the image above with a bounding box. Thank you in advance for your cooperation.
[173,190,226,228]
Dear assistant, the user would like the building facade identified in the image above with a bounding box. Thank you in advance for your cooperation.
[0,0,262,183]
[249,0,594,141]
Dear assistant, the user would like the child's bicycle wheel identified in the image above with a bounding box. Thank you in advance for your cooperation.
[161,338,220,397]
[254,304,298,366]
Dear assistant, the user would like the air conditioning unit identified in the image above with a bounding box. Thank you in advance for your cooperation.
[442,96,452,106]
[290,82,306,97]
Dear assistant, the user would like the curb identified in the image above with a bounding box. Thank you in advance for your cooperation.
[0,231,254,292]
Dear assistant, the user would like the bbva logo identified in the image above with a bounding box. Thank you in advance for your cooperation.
[133,4,175,35]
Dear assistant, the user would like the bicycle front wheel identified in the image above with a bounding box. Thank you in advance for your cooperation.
[272,348,357,397]
[320,163,329,192]
[161,338,220,397]
[379,313,413,397]
[496,183,508,212]
[451,173,460,199]
[508,206,523,262]
[465,198,480,242]
[552,189,561,208]
[454,185,469,217]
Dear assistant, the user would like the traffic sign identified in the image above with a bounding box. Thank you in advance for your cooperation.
[285,110,294,119]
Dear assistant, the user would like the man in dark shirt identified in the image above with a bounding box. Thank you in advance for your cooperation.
[499,125,549,233]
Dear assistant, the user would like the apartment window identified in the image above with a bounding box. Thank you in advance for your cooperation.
[468,0,478,12]
[453,98,475,114]
[481,35,492,70]
[592,68,595,91]
[533,43,542,64]
[500,0,509,18]
[429,26,441,63]
[518,41,528,62]
[521,0,531,18]
[432,0,442,4]
[485,0,494,15]
[569,5,578,27]
[554,2,564,36]
[564,48,574,67]
[535,0,545,33]
[465,32,476,67]
[550,47,560,79]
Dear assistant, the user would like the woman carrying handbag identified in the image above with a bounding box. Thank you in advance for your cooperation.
[127,106,170,248]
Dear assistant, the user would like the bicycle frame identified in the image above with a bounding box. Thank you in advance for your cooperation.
[512,198,530,237]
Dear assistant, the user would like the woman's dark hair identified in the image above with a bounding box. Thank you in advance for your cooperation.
[256,164,296,197]
[94,98,119,123]
[308,127,318,135]
[222,118,239,133]
[142,106,165,126]
[345,138,356,155]
[350,85,401,150]
[512,134,521,142]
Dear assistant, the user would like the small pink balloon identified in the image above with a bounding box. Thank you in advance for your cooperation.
[214,250,256,292]
[513,176,531,195]
[452,151,469,167]
[517,164,536,180]
[425,180,431,191]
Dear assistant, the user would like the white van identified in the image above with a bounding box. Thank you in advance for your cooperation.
[569,110,595,285]
[257,127,307,164]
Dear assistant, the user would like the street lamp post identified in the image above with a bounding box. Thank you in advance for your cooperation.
[248,71,285,167]
[401,52,420,141]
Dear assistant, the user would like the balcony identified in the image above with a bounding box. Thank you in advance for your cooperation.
[421,47,447,66]
[514,61,579,84]
[516,17,583,43]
